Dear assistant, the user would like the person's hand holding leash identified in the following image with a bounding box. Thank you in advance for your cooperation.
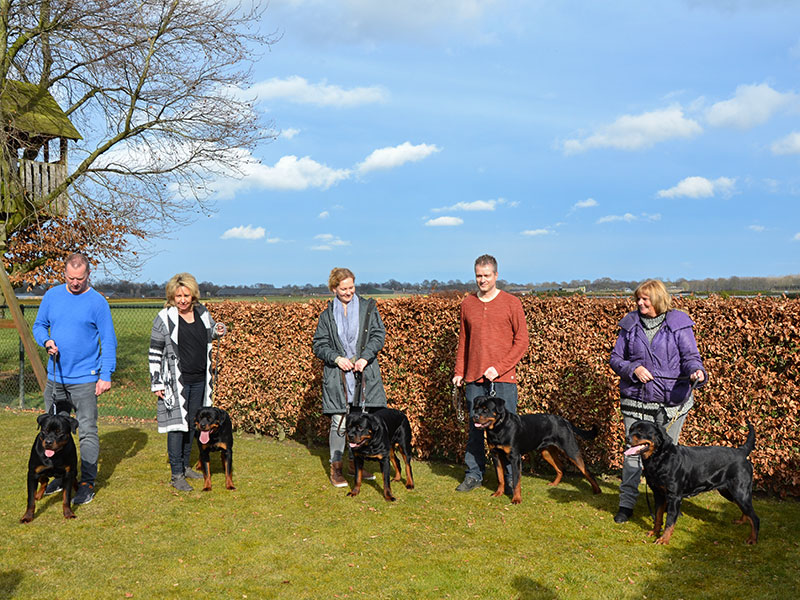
[335,356,355,371]
[633,365,653,383]
[215,322,227,336]
[690,370,705,383]
[452,375,463,387]
[483,366,498,381]
[44,340,59,355]
[353,358,368,372]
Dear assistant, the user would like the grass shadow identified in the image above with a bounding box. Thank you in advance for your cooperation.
[511,575,558,600]
[0,570,23,598]
[97,427,148,487]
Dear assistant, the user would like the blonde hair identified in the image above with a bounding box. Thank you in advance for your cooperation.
[165,273,200,308]
[634,279,672,316]
[328,267,355,292]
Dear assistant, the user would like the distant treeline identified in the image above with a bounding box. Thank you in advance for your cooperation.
[58,274,800,298]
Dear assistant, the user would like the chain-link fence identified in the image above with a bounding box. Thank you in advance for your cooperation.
[0,303,163,419]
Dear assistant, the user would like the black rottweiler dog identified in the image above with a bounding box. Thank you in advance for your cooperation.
[21,412,79,522]
[472,395,602,504]
[194,407,235,491]
[626,414,759,545]
[346,408,415,502]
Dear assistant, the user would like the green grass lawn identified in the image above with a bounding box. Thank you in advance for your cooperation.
[2,408,799,599]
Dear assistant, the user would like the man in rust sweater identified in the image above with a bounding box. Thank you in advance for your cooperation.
[453,254,529,492]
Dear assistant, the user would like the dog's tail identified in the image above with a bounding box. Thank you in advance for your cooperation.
[570,422,598,441]
[740,423,756,456]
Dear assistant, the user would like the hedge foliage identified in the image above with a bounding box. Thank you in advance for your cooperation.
[209,295,800,497]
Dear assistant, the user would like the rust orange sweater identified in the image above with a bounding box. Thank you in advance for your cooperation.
[454,290,529,384]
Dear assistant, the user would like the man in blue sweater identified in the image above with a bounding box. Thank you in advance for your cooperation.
[33,253,117,505]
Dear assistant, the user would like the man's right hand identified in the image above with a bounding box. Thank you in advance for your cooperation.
[44,340,59,355]
[452,375,463,387]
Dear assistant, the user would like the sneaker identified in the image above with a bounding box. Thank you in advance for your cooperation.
[171,475,193,492]
[44,478,63,496]
[614,507,633,523]
[72,482,95,505]
[184,468,203,480]
[456,476,482,492]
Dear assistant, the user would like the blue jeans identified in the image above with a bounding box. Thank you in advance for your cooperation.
[44,380,99,484]
[167,382,205,476]
[464,381,518,481]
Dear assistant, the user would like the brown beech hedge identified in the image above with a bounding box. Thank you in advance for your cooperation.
[208,295,800,496]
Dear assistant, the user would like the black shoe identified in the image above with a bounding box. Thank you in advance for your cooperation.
[44,478,63,496]
[184,468,203,480]
[72,482,95,505]
[614,507,633,523]
[456,476,482,492]
[171,475,193,491]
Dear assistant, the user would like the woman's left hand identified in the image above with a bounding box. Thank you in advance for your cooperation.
[353,358,368,372]
[215,322,227,336]
[690,370,705,383]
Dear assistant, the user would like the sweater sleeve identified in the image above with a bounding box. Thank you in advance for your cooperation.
[32,292,52,346]
[148,315,167,391]
[96,297,117,380]
[494,296,529,377]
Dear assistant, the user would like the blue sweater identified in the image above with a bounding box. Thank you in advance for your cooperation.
[33,285,117,383]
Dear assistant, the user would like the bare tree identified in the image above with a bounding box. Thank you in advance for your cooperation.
[0,0,276,278]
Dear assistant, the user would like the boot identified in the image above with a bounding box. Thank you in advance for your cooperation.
[330,461,347,488]
[348,459,376,481]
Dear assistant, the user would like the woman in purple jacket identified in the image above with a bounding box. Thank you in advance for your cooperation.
[609,279,707,524]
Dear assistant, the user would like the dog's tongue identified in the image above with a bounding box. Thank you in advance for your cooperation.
[44,449,55,458]
[624,444,646,456]
[348,442,359,448]
[199,431,210,444]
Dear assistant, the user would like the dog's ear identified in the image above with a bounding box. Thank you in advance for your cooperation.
[67,416,79,434]
[493,396,507,416]
[36,413,49,429]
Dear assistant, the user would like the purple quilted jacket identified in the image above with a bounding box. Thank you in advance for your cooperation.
[609,309,707,407]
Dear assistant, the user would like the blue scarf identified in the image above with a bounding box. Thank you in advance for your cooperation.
[333,294,360,404]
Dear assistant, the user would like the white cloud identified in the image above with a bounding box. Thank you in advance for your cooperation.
[521,228,550,236]
[572,198,598,210]
[794,233,800,242]
[749,225,766,233]
[771,131,800,155]
[657,176,736,199]
[221,225,265,240]
[266,235,284,244]
[249,76,388,107]
[425,216,463,226]
[214,155,351,197]
[313,233,350,248]
[562,106,702,154]
[318,211,330,219]
[357,142,441,174]
[280,128,300,139]
[705,83,798,129]
[597,213,661,224]
[433,199,500,212]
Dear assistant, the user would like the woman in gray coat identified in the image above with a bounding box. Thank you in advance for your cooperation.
[312,267,388,488]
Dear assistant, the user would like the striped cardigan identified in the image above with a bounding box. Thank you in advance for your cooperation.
[148,304,219,433]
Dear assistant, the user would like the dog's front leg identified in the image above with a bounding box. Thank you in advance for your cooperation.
[655,497,681,545]
[647,491,666,539]
[379,456,395,502]
[223,449,235,490]
[20,474,40,523]
[199,449,212,491]
[510,453,522,504]
[490,449,506,498]
[347,455,364,497]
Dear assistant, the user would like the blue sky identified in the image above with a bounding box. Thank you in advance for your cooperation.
[137,0,800,286]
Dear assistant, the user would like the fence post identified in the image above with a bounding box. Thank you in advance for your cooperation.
[18,305,25,407]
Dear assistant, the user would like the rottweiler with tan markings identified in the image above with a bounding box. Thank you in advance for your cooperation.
[626,413,759,545]
[21,413,79,523]
[194,407,235,491]
[346,408,414,502]
[473,395,602,504]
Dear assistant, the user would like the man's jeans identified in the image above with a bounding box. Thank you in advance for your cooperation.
[44,380,99,484]
[464,381,518,481]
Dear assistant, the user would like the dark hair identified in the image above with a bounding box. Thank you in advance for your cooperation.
[474,254,497,273]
